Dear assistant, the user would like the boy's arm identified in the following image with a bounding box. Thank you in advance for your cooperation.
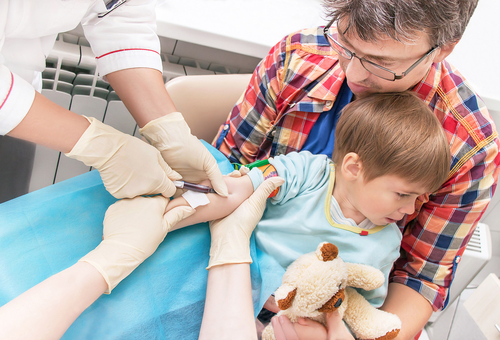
[166,171,255,230]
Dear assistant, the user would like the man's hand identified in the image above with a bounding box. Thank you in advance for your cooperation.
[140,112,229,196]
[272,316,326,340]
[271,312,354,340]
[79,196,194,293]
[66,117,180,198]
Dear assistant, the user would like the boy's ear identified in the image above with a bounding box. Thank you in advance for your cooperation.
[341,152,362,181]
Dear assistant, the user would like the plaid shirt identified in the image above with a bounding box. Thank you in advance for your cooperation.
[214,27,500,311]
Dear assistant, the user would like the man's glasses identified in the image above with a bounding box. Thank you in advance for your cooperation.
[323,20,439,81]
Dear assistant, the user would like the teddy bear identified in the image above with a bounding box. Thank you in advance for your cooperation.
[261,242,401,340]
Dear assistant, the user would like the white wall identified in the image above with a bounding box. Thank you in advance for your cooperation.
[447,0,500,112]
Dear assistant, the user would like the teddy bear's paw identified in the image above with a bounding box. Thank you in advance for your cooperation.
[261,323,276,340]
[373,328,400,340]
[343,288,401,340]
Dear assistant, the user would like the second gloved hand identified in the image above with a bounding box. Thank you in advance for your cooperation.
[139,112,228,196]
[66,116,180,198]
[79,196,194,293]
[207,176,284,269]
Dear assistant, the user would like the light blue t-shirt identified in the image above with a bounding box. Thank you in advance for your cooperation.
[247,151,402,307]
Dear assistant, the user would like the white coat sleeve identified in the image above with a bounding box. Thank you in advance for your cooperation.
[80,0,162,77]
[0,0,34,135]
[0,64,36,135]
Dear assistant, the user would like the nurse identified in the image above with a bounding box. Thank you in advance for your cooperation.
[0,0,228,200]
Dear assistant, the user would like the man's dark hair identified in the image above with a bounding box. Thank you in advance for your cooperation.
[324,0,478,46]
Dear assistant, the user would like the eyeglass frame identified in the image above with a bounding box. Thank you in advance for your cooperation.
[323,19,439,81]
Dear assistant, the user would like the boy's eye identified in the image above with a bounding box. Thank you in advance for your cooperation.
[397,193,410,198]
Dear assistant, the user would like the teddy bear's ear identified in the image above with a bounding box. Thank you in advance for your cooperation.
[315,242,338,261]
[274,285,297,310]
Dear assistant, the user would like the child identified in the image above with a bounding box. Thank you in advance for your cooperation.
[167,91,451,309]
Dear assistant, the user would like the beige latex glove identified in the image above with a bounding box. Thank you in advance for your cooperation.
[139,112,228,196]
[79,196,194,293]
[66,116,179,199]
[207,176,284,269]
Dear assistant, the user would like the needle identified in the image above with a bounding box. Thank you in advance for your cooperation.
[173,180,216,194]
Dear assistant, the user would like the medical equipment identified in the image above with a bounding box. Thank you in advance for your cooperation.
[173,180,215,193]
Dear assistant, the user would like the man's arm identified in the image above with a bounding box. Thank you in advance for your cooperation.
[392,139,500,307]
[213,39,285,164]
[388,117,500,338]
[379,283,433,340]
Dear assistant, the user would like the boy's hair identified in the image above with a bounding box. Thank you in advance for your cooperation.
[323,0,478,47]
[332,91,451,192]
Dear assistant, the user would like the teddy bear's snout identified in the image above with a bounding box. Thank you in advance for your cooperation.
[318,288,345,313]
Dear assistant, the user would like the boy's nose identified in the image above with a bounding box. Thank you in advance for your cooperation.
[399,200,416,215]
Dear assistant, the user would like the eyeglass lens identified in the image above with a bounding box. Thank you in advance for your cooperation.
[324,27,396,81]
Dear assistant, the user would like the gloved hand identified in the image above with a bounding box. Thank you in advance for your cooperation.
[207,176,284,269]
[66,116,179,198]
[79,196,194,293]
[139,112,229,197]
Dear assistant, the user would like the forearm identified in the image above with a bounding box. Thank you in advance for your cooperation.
[167,174,254,230]
[380,283,433,340]
[106,68,177,128]
[7,91,90,153]
[0,262,107,340]
[199,263,257,340]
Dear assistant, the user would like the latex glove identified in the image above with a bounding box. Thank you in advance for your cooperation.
[207,176,284,269]
[139,112,228,196]
[66,116,179,198]
[79,196,194,293]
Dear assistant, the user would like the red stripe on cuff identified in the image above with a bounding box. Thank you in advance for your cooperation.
[96,48,160,59]
[0,72,14,110]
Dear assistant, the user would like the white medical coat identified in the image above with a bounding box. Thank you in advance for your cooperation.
[0,0,163,135]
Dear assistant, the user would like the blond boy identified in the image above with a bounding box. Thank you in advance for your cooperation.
[167,91,450,334]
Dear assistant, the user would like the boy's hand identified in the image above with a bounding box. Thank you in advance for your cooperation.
[79,196,194,293]
[207,176,284,269]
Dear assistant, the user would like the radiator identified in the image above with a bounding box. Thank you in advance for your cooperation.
[428,222,492,323]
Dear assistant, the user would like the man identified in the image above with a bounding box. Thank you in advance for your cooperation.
[213,0,500,338]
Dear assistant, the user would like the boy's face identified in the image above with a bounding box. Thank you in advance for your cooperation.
[351,173,427,226]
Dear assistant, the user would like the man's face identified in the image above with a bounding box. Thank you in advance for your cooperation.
[336,25,437,98]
